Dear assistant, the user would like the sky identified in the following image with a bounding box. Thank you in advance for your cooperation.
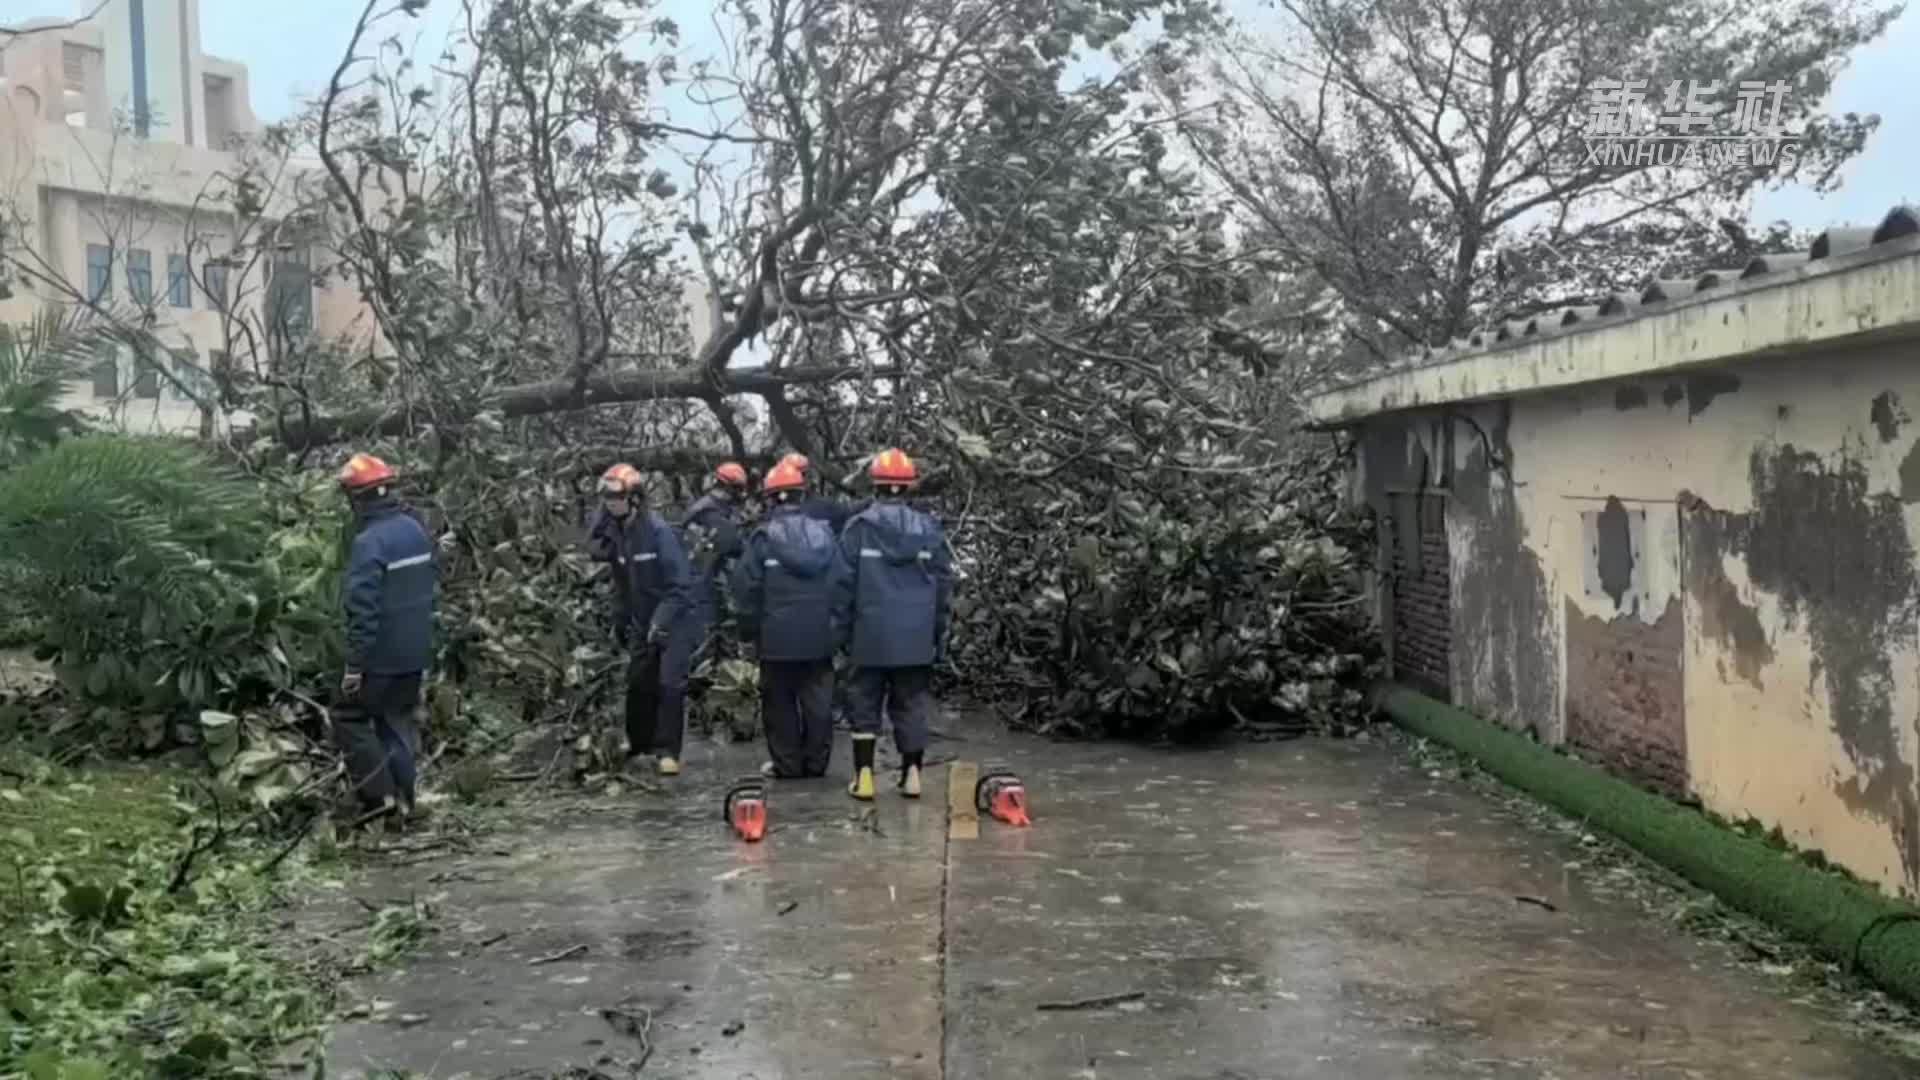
[16,0,1919,232]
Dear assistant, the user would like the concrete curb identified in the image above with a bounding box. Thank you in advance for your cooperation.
[1380,686,1920,1007]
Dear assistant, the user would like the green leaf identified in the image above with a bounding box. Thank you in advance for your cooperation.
[180,1031,230,1062]
[60,881,107,922]
[84,657,112,698]
[21,1048,62,1080]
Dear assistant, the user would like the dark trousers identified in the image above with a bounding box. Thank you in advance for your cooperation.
[625,615,703,757]
[334,672,424,811]
[762,659,834,778]
[848,665,932,755]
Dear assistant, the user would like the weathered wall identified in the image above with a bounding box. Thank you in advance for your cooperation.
[1356,339,1920,897]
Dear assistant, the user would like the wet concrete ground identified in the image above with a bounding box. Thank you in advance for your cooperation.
[322,720,1917,1078]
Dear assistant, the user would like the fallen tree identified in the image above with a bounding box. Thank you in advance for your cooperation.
[267,362,901,451]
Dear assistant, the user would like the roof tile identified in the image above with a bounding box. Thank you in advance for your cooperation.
[1392,205,1920,371]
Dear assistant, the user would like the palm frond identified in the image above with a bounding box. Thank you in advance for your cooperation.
[0,304,199,466]
[0,436,271,625]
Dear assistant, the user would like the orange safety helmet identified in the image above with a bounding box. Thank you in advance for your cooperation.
[868,448,917,485]
[598,463,642,495]
[338,452,396,493]
[715,461,749,488]
[762,461,807,494]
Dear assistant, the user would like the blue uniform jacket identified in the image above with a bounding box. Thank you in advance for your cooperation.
[588,507,695,641]
[681,492,744,617]
[342,500,437,675]
[800,496,863,534]
[732,506,847,662]
[832,500,952,669]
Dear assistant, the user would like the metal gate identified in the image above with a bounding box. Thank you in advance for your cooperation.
[1384,491,1451,702]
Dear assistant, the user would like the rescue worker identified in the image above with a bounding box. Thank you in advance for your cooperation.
[587,463,698,775]
[732,460,847,779]
[681,463,749,710]
[335,452,438,826]
[778,453,869,733]
[831,448,952,800]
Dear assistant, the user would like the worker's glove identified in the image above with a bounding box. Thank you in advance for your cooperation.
[340,670,365,698]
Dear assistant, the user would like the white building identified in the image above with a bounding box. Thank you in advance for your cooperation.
[0,0,377,436]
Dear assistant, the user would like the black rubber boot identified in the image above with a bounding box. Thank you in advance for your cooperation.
[898,749,924,798]
[849,734,877,801]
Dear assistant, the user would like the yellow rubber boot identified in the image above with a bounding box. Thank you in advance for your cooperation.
[848,734,877,801]
[657,756,681,776]
[900,765,922,798]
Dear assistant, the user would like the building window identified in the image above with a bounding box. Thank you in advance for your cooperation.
[267,248,314,339]
[203,74,235,148]
[166,254,190,308]
[129,0,150,138]
[86,244,112,301]
[90,353,118,398]
[127,248,153,304]
[133,350,162,399]
[62,44,86,89]
[170,349,219,401]
[204,262,229,311]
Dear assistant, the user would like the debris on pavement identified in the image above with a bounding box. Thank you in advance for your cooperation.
[530,943,589,965]
[1036,991,1147,1012]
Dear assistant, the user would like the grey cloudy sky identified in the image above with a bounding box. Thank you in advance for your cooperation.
[20,0,1919,229]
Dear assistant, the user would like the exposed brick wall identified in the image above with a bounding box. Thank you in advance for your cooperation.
[1385,492,1451,702]
[1564,595,1688,797]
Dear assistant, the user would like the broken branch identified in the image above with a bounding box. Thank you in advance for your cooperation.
[1036,991,1146,1012]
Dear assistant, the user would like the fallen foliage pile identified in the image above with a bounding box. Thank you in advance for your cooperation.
[0,757,325,1075]
[944,441,1378,741]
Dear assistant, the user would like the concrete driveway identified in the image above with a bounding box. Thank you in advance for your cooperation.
[323,720,1915,1078]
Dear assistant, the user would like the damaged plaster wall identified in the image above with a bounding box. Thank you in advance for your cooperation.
[1358,339,1920,897]
[1355,404,1562,739]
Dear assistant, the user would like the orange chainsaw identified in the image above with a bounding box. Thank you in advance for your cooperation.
[723,776,768,842]
[974,762,1031,827]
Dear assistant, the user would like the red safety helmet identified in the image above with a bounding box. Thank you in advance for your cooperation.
[338,452,396,493]
[868,448,917,485]
[598,463,642,495]
[715,461,749,488]
[763,461,807,494]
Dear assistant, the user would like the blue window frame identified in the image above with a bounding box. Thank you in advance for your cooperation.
[166,254,190,308]
[86,243,112,301]
[127,248,152,304]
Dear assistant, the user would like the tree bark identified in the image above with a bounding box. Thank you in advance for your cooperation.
[269,362,901,451]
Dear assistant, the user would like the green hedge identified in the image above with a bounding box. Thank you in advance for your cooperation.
[1381,687,1920,1005]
